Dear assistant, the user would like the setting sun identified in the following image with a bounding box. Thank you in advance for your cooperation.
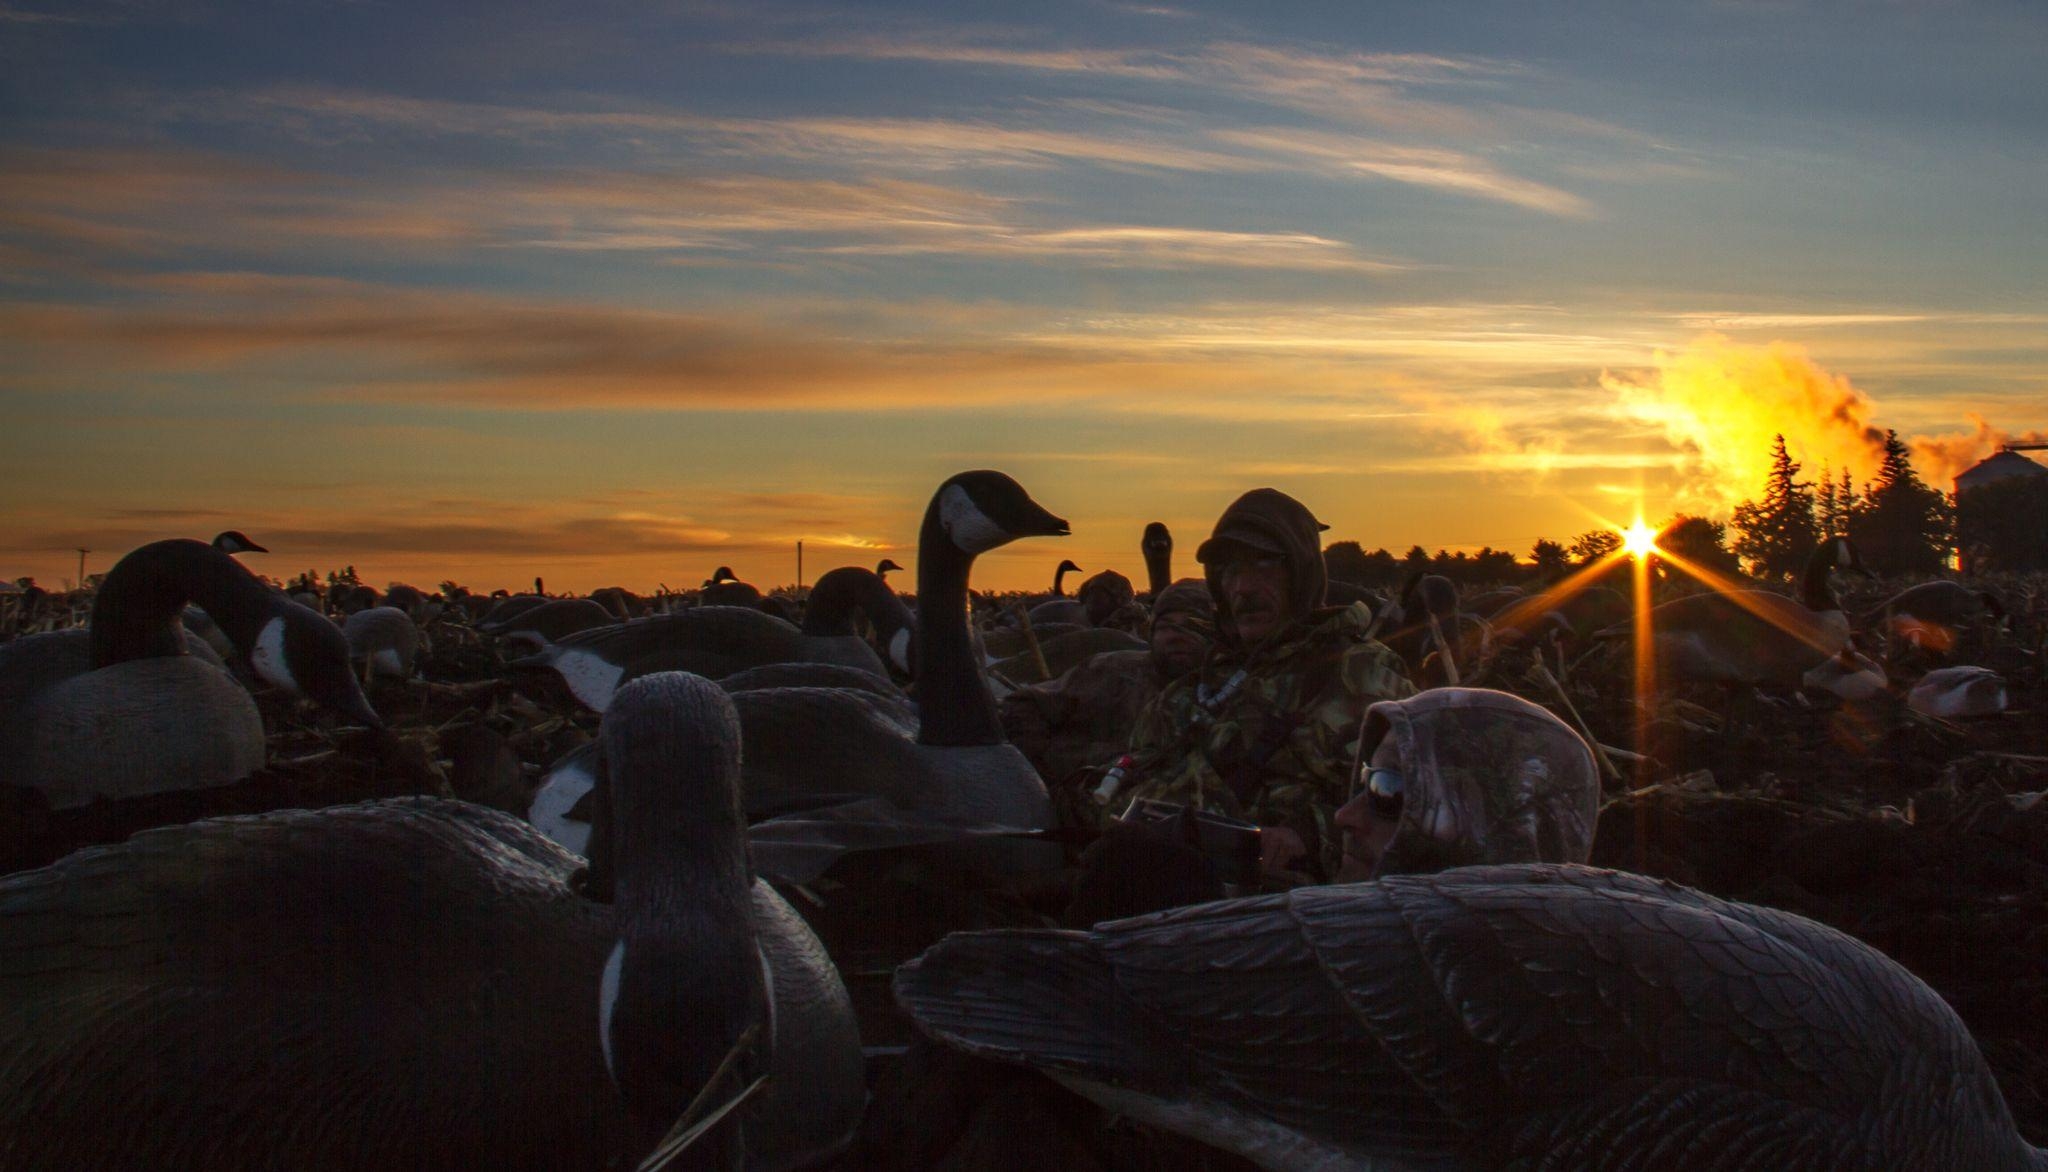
[1621,520,1660,558]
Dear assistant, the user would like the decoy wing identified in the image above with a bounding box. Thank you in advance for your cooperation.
[897,864,2044,1172]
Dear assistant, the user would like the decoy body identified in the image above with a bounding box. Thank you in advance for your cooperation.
[514,566,910,713]
[0,539,378,809]
[0,672,863,1171]
[1908,665,2009,717]
[1604,537,1870,691]
[898,863,2046,1172]
[343,605,421,679]
[1862,580,2005,658]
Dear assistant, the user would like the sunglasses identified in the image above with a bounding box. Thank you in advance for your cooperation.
[1360,766,1405,821]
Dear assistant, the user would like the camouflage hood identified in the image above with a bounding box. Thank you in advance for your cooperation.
[1360,687,1598,876]
[1196,488,1329,645]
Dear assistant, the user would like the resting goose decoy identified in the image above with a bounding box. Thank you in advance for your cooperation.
[518,566,910,713]
[1601,537,1872,693]
[1802,646,1889,701]
[1140,521,1173,597]
[701,566,765,609]
[0,671,865,1172]
[493,597,616,652]
[209,529,267,555]
[0,539,380,809]
[1907,665,2009,718]
[897,863,2048,1172]
[476,593,549,631]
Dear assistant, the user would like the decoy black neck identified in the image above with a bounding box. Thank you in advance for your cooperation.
[1800,542,1843,612]
[90,539,277,669]
[915,503,1004,746]
[1143,540,1172,596]
[802,567,913,642]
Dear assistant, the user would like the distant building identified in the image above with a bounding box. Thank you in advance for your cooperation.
[1955,445,2048,574]
[1956,447,2048,494]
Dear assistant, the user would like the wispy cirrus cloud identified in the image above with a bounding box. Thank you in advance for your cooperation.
[1212,127,1594,217]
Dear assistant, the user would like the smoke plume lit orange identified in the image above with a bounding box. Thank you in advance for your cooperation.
[1602,335,1886,514]
[1910,413,2048,486]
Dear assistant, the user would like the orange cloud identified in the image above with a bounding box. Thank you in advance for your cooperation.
[1601,335,1887,514]
[1909,414,2048,486]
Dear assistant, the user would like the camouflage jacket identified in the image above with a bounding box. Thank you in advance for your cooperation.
[1000,649,1162,785]
[1119,602,1416,878]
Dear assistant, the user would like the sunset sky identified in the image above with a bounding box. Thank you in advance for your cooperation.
[4,0,2044,593]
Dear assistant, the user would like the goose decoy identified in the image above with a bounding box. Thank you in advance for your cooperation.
[897,863,2047,1172]
[536,472,1071,879]
[343,605,422,680]
[209,530,267,555]
[493,597,616,651]
[0,671,865,1171]
[1600,537,1871,695]
[727,472,1067,832]
[1803,647,1889,701]
[1861,580,2006,660]
[0,539,379,809]
[516,567,912,713]
[476,593,549,631]
[875,557,905,582]
[1140,522,1173,598]
[702,567,765,608]
[1907,665,2008,717]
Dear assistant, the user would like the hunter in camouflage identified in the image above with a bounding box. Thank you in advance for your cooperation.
[1000,578,1214,786]
[1336,686,1600,880]
[1115,488,1416,882]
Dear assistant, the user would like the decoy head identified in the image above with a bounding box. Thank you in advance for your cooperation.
[258,601,385,731]
[1141,521,1172,557]
[210,530,268,555]
[875,557,905,576]
[932,470,1070,554]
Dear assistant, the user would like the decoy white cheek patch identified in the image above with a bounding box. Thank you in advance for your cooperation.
[939,485,1008,554]
[556,650,625,713]
[888,628,912,674]
[250,616,296,691]
[529,765,596,857]
[599,939,625,1085]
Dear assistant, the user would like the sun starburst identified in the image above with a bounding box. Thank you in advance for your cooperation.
[1620,519,1659,558]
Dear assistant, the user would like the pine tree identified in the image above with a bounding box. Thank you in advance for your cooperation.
[1730,434,1818,578]
[1848,429,1952,572]
[1530,539,1568,579]
[1815,461,1842,536]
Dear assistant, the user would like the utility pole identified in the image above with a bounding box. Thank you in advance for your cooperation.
[75,548,89,589]
[797,541,804,593]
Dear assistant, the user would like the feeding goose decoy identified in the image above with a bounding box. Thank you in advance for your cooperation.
[1140,521,1173,597]
[343,605,422,681]
[1599,537,1871,695]
[0,539,380,809]
[208,529,267,555]
[0,671,865,1171]
[1907,665,2009,718]
[897,863,2047,1172]
[516,565,912,713]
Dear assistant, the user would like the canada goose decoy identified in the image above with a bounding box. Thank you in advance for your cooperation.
[1601,537,1872,694]
[897,863,2047,1172]
[725,471,1069,856]
[477,593,549,631]
[0,671,865,1171]
[702,567,765,608]
[1803,647,1889,701]
[343,605,422,681]
[1862,580,2006,660]
[1050,559,1081,599]
[1141,522,1173,598]
[209,529,267,555]
[0,539,380,809]
[494,597,617,652]
[517,567,912,713]
[1907,665,2008,717]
